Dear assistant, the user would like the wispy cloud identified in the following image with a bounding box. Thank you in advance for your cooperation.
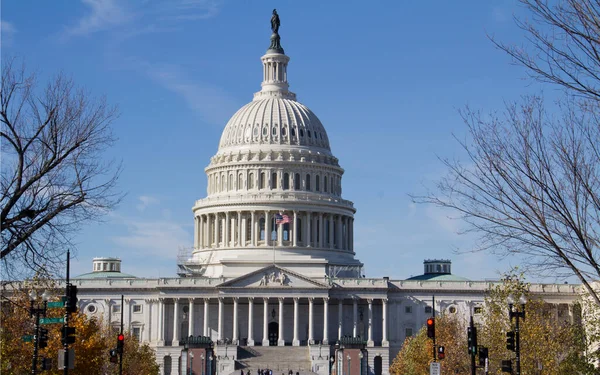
[1,19,17,47]
[112,217,191,258]
[62,0,130,40]
[136,195,160,212]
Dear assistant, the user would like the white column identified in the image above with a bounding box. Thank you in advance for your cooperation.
[367,299,374,347]
[145,299,153,343]
[293,297,300,346]
[124,298,131,330]
[248,297,255,346]
[352,298,358,337]
[233,297,239,344]
[328,215,334,249]
[336,216,342,249]
[194,216,199,248]
[173,299,180,346]
[304,212,311,247]
[318,213,324,248]
[277,221,283,246]
[292,211,298,247]
[350,218,354,251]
[382,298,389,346]
[251,211,256,246]
[278,298,285,346]
[263,298,269,346]
[265,211,271,246]
[188,298,195,338]
[158,298,165,345]
[323,298,329,344]
[218,298,224,341]
[312,214,318,247]
[237,211,242,246]
[203,298,210,337]
[225,212,230,247]
[338,299,343,340]
[241,213,247,247]
[215,214,220,247]
[308,297,314,344]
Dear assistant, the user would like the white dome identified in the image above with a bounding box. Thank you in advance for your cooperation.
[218,97,331,153]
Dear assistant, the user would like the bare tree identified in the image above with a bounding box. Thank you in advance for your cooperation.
[493,0,600,101]
[413,96,600,307]
[1,60,121,278]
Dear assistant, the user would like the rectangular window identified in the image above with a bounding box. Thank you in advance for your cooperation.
[132,327,141,341]
[425,306,432,314]
[405,328,413,337]
[112,305,121,313]
[474,306,483,315]
[133,305,142,313]
[405,306,412,314]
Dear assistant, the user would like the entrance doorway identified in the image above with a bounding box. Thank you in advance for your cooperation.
[374,356,382,375]
[268,322,279,346]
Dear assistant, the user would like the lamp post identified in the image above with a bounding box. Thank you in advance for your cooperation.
[508,293,527,375]
[329,356,334,375]
[346,355,351,375]
[208,354,213,375]
[358,352,363,375]
[201,354,205,375]
[29,289,50,375]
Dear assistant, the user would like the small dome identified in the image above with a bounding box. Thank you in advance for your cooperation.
[217,97,331,153]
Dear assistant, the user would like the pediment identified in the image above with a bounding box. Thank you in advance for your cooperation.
[218,266,329,289]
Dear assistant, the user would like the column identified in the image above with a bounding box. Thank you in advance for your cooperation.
[215,214,220,247]
[251,211,256,246]
[382,298,389,346]
[232,297,239,344]
[188,298,195,338]
[308,297,314,344]
[237,211,242,246]
[124,298,131,330]
[352,298,358,337]
[145,299,153,343]
[278,298,285,346]
[328,215,334,249]
[338,299,343,340]
[203,298,210,337]
[293,297,300,346]
[322,298,329,344]
[248,298,255,346]
[304,212,311,247]
[367,299,374,347]
[173,298,180,346]
[336,215,342,249]
[349,218,354,251]
[225,212,230,247]
[265,211,271,246]
[263,298,269,346]
[277,220,283,246]
[241,213,246,247]
[292,211,298,247]
[218,298,224,341]
[158,298,165,345]
[312,214,318,247]
[318,213,324,248]
[194,216,199,248]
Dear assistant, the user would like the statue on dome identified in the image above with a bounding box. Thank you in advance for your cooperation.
[271,9,280,34]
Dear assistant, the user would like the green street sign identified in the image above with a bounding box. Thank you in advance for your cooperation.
[47,301,65,308]
[40,317,64,324]
[22,335,33,342]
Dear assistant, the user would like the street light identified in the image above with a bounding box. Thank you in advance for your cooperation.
[329,357,335,375]
[507,293,527,375]
[201,353,205,375]
[29,289,50,375]
[208,354,213,375]
[347,354,351,375]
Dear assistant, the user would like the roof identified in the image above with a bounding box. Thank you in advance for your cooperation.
[73,271,136,279]
[406,273,470,282]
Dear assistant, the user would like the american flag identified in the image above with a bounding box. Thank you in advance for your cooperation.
[275,213,291,224]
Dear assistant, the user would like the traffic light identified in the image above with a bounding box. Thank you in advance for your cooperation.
[478,347,489,366]
[467,326,478,355]
[501,359,513,373]
[65,284,78,314]
[109,348,119,363]
[117,333,125,354]
[506,331,515,352]
[62,326,76,345]
[41,357,52,370]
[38,328,49,349]
[437,345,445,360]
[426,318,435,339]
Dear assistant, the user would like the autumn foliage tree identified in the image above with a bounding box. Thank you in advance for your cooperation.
[0,279,158,374]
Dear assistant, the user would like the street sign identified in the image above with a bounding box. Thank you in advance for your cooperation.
[40,317,64,324]
[22,335,33,342]
[430,362,441,375]
[47,301,65,308]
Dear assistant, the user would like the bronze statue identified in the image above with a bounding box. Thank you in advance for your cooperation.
[271,9,280,34]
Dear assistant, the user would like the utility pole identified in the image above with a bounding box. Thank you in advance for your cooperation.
[63,250,70,375]
[432,295,436,362]
[469,316,476,375]
[120,294,124,375]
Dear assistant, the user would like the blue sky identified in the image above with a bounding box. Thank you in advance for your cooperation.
[1,0,564,282]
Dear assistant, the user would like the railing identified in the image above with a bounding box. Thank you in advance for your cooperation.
[195,192,355,209]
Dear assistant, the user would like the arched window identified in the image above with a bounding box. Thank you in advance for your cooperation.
[291,128,296,137]
[283,173,290,190]
[259,218,265,240]
[294,173,300,190]
[315,175,320,191]
[221,174,225,191]
[324,176,328,192]
[271,217,278,241]
[306,174,311,190]
[259,172,265,189]
[238,174,243,190]
[330,177,334,194]
[228,174,233,191]
[271,173,278,189]
[283,223,289,241]
[248,173,254,189]
[325,220,330,245]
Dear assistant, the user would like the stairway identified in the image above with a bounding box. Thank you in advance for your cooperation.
[236,346,315,375]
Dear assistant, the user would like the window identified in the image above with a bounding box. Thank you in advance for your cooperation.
[263,127,268,136]
[282,127,287,137]
[259,218,265,240]
[296,218,302,242]
[133,305,142,313]
[283,173,290,190]
[248,173,254,189]
[228,174,233,190]
[315,175,320,191]
[132,327,141,341]
[283,223,289,241]
[425,306,432,314]
[238,174,243,190]
[448,306,457,314]
[259,173,266,190]
[300,129,304,137]
[324,177,328,192]
[306,174,311,190]
[405,306,412,314]
[112,305,121,313]
[271,173,277,189]
[87,304,96,313]
[272,127,277,136]
[405,328,413,337]
[308,130,312,138]
[291,128,296,137]
[294,173,300,190]
[474,306,483,315]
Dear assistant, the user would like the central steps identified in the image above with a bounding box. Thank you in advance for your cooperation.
[236,346,315,375]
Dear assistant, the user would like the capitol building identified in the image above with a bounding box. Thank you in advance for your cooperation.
[68,13,579,375]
